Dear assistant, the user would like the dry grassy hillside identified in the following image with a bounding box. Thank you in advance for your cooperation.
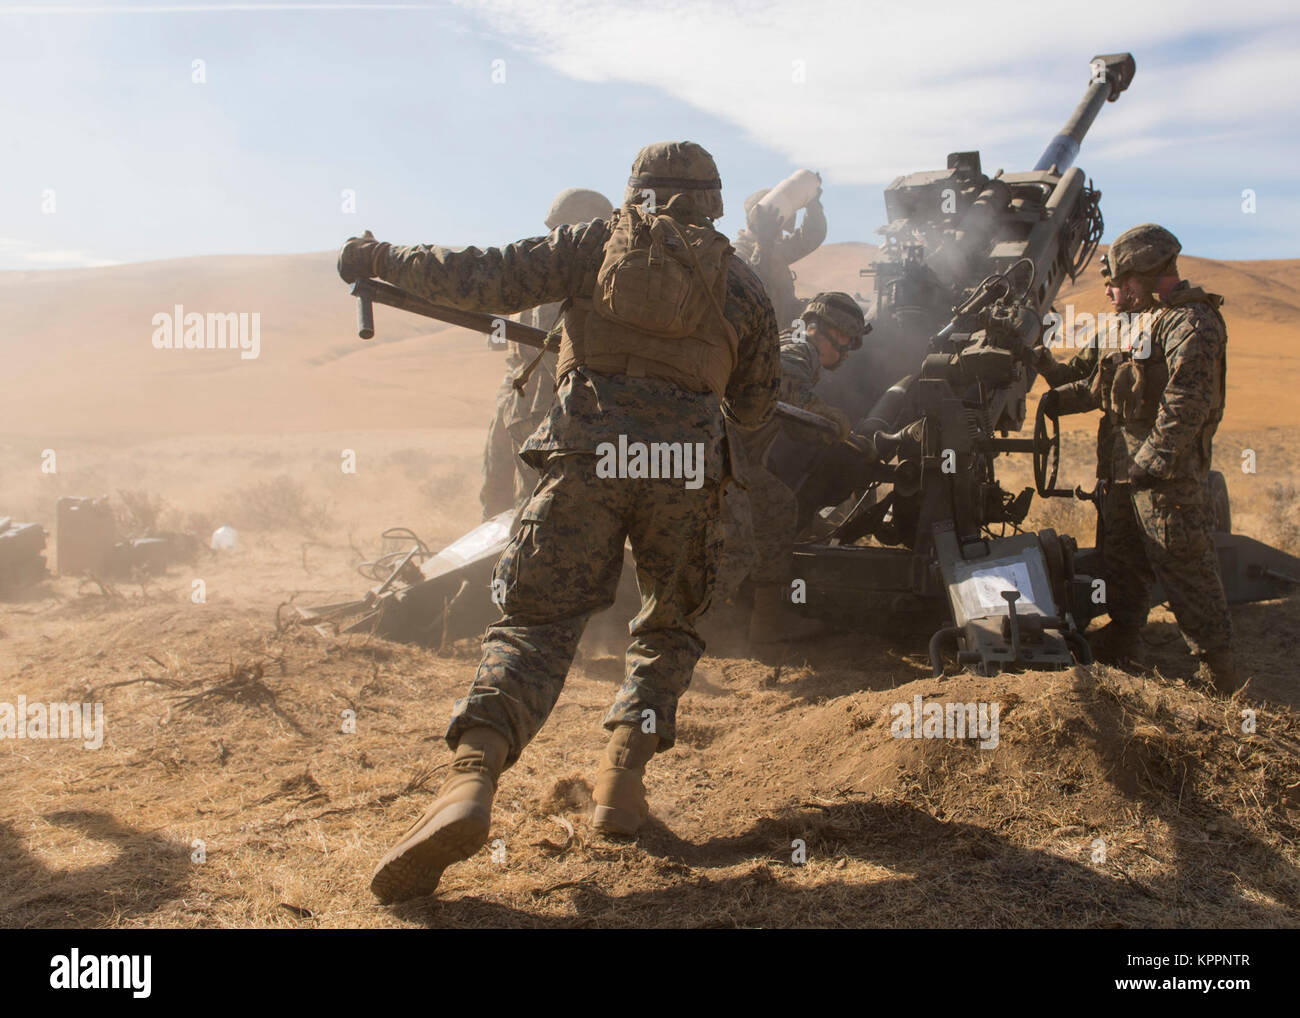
[2,245,1298,928]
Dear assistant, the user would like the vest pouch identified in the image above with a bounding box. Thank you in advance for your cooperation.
[596,240,699,337]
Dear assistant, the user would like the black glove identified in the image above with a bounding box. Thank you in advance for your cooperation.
[1039,388,1062,420]
[822,406,853,443]
[1128,462,1158,490]
[337,230,390,284]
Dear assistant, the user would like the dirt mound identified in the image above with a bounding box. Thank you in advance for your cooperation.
[3,566,1297,927]
[710,664,1300,922]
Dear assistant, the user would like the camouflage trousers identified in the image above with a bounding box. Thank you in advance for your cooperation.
[448,451,721,765]
[480,375,543,521]
[1101,480,1232,656]
[716,465,798,597]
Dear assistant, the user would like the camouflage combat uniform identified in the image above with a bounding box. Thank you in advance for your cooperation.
[376,216,780,759]
[712,309,859,615]
[480,304,562,519]
[734,195,827,331]
[1055,281,1231,656]
[479,189,613,520]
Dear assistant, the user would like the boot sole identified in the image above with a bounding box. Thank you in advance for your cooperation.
[592,804,644,837]
[370,801,490,904]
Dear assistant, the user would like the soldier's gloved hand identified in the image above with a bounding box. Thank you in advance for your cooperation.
[823,406,853,443]
[1039,388,1062,420]
[1031,345,1055,371]
[338,230,391,284]
[1128,462,1158,490]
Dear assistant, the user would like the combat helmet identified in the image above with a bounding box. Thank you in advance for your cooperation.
[803,292,867,349]
[1102,223,1181,280]
[623,141,724,220]
[545,187,614,229]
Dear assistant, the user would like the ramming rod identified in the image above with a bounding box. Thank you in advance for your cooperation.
[350,277,842,437]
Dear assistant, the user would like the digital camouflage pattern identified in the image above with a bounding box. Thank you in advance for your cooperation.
[1103,222,1182,280]
[716,332,846,597]
[449,453,720,757]
[482,188,612,518]
[1099,480,1230,655]
[802,292,867,347]
[1050,280,1231,656]
[734,195,827,331]
[379,221,779,478]
[480,301,563,519]
[1053,282,1227,485]
[375,214,780,760]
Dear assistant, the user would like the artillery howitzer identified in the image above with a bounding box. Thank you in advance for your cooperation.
[304,52,1300,673]
[774,53,1300,674]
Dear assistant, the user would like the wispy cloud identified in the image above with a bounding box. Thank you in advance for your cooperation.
[451,0,1298,188]
[0,238,120,268]
[0,3,436,13]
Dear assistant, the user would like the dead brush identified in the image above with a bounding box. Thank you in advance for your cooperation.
[170,656,305,735]
[1264,481,1300,556]
[115,489,166,537]
[418,469,469,509]
[220,475,332,534]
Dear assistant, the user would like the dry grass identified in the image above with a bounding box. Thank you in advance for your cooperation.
[2,436,1298,928]
[219,475,333,534]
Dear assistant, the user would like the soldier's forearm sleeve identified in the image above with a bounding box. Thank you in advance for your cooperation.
[778,342,820,407]
[1054,379,1100,416]
[1040,351,1092,388]
[776,199,828,266]
[377,226,587,314]
[723,280,781,430]
[1134,327,1221,477]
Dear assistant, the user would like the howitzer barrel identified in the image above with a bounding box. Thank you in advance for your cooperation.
[1034,53,1135,173]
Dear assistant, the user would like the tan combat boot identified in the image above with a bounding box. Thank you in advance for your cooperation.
[1198,648,1242,695]
[1090,621,1147,672]
[592,724,659,836]
[748,583,823,645]
[370,726,509,904]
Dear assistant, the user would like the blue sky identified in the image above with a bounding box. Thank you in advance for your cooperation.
[1,0,1296,269]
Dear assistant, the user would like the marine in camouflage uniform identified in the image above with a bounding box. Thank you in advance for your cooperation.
[480,188,613,519]
[341,141,780,902]
[1048,223,1236,692]
[717,293,863,645]
[733,183,827,331]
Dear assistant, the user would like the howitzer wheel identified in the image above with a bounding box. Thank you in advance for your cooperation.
[1033,398,1066,497]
